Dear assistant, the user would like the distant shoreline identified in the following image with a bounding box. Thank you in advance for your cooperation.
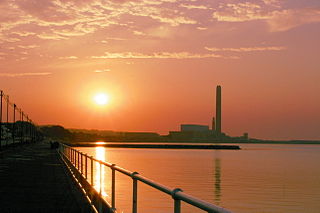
[65,143,241,149]
[66,140,320,145]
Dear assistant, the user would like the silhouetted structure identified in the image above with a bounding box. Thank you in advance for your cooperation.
[212,117,215,131]
[215,85,222,135]
[181,124,209,132]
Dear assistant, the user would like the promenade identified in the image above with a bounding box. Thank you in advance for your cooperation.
[0,142,92,212]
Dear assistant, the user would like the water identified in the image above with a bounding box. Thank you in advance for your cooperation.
[77,143,320,213]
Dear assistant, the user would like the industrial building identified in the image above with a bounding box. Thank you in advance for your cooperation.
[181,124,209,132]
[168,85,226,141]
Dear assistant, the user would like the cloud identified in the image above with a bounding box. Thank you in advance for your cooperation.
[268,8,320,32]
[91,51,226,59]
[94,69,111,73]
[262,0,281,8]
[205,46,286,52]
[37,33,67,40]
[18,45,39,49]
[59,56,78,59]
[0,72,52,77]
[213,2,320,32]
[197,27,208,30]
[133,30,145,36]
[180,4,209,10]
[11,31,36,37]
[212,2,269,22]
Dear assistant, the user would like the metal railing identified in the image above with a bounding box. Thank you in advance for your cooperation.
[0,90,39,149]
[58,143,232,213]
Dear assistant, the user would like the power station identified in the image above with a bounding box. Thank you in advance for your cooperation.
[168,85,249,141]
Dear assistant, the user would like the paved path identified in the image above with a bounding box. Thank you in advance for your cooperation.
[0,142,92,212]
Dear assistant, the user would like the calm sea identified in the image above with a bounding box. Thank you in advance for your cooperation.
[77,144,320,213]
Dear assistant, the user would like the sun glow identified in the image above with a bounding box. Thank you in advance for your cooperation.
[94,93,109,105]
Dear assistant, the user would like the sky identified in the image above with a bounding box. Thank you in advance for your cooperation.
[0,0,319,140]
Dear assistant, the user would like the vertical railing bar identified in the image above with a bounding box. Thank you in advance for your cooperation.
[80,152,83,174]
[131,172,139,213]
[99,163,102,194]
[111,164,116,209]
[85,154,88,179]
[171,188,183,213]
[19,109,22,144]
[6,95,9,146]
[91,156,94,186]
[174,199,181,213]
[75,150,77,167]
[75,150,78,168]
[13,104,15,145]
[99,162,102,213]
[78,151,80,169]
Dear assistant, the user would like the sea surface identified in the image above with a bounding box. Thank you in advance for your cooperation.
[77,143,320,213]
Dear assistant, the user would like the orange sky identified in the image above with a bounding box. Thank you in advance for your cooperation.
[1,0,320,140]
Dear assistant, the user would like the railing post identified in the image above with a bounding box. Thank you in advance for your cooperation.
[99,163,102,194]
[77,151,80,169]
[70,149,73,163]
[6,95,9,146]
[90,156,94,186]
[21,112,24,143]
[171,188,183,213]
[131,172,139,213]
[19,109,22,144]
[111,164,116,209]
[99,162,102,213]
[74,149,76,166]
[174,200,181,213]
[73,149,75,165]
[71,149,73,164]
[80,152,83,174]
[85,154,88,179]
[13,104,16,144]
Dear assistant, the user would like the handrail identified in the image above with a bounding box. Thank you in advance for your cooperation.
[58,143,232,213]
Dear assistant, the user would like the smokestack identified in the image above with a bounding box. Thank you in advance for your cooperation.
[212,117,215,131]
[215,85,221,134]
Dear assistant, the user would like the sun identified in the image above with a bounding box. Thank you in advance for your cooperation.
[93,93,109,105]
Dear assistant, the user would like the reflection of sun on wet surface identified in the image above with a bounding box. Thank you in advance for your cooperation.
[95,147,108,197]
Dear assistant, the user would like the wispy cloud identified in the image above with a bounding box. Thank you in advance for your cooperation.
[18,45,39,49]
[59,56,78,59]
[0,72,52,77]
[11,31,36,37]
[91,51,225,59]
[37,33,67,40]
[268,8,320,32]
[212,2,269,22]
[205,46,286,52]
[212,2,320,32]
[197,27,208,30]
[94,69,111,73]
[180,4,209,10]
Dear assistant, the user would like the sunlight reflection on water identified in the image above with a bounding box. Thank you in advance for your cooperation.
[78,144,320,213]
[94,147,108,197]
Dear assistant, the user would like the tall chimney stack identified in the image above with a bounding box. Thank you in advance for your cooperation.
[212,117,215,131]
[215,85,221,134]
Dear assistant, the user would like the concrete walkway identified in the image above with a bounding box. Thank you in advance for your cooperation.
[0,142,92,212]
